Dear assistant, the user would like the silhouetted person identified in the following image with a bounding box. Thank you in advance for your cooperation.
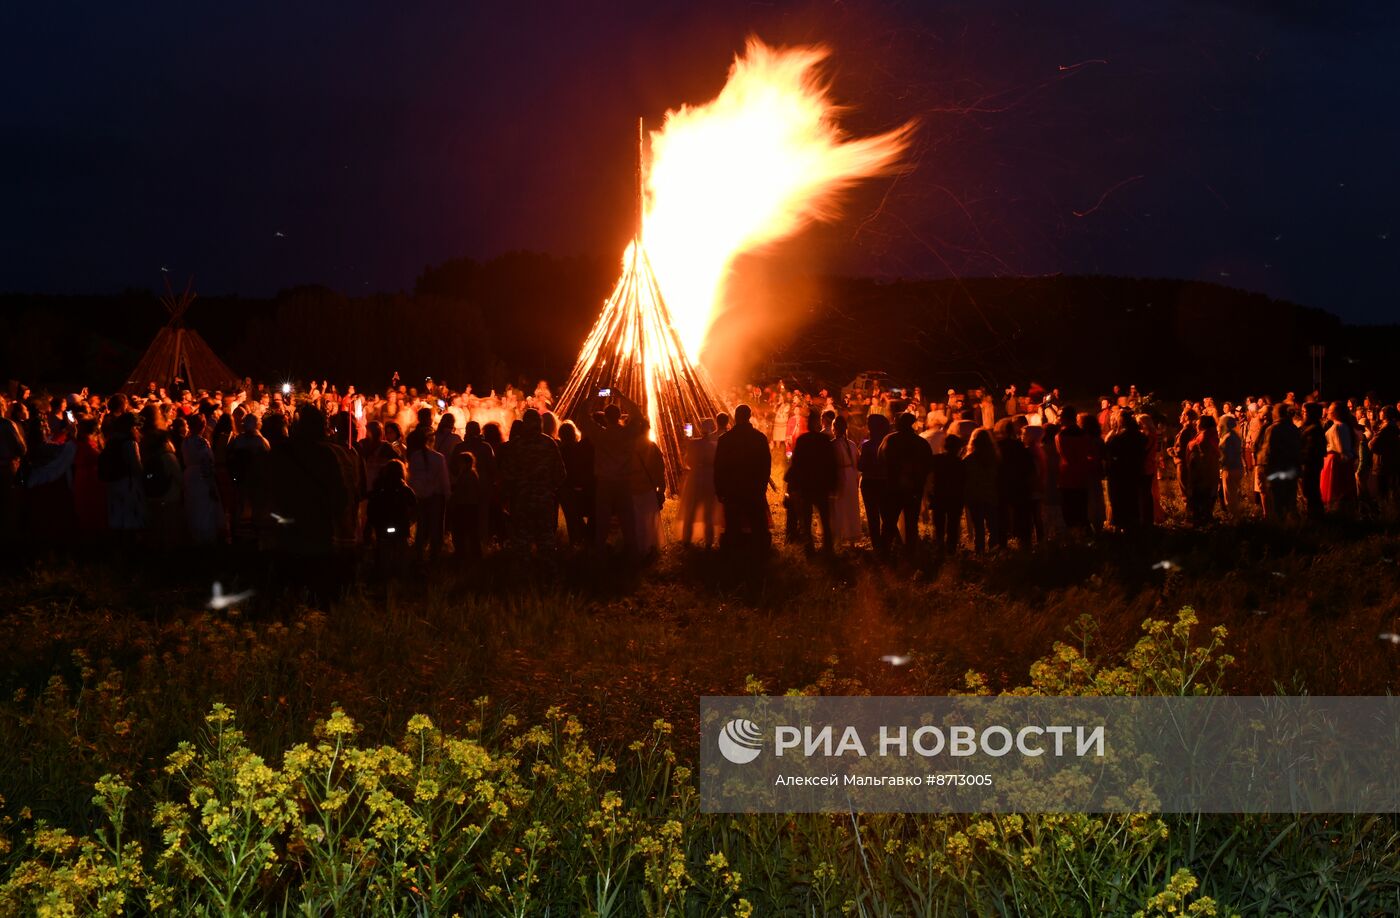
[328,417,366,589]
[857,414,890,549]
[1020,425,1048,543]
[929,432,965,551]
[556,420,594,546]
[1370,406,1400,502]
[405,427,449,562]
[355,420,389,481]
[99,411,145,537]
[714,403,771,555]
[993,418,1035,548]
[367,459,415,577]
[877,413,933,557]
[962,428,999,553]
[580,401,639,554]
[0,403,26,545]
[1172,409,1198,506]
[452,420,496,549]
[500,408,566,553]
[1104,413,1147,533]
[1056,412,1093,532]
[481,421,508,544]
[630,416,666,558]
[71,416,106,542]
[262,411,289,448]
[143,428,184,550]
[1299,402,1326,520]
[677,417,721,548]
[1079,413,1106,532]
[435,413,461,456]
[1186,416,1221,526]
[267,406,351,600]
[1257,403,1301,519]
[447,449,483,560]
[330,411,354,451]
[228,414,270,542]
[414,405,434,437]
[785,410,838,554]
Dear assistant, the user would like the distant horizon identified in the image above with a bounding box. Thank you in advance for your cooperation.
[4,260,1395,329]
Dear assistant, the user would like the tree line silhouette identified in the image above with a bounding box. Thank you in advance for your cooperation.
[2,252,1395,401]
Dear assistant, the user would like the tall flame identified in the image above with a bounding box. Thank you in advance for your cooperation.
[557,38,911,492]
[643,39,913,362]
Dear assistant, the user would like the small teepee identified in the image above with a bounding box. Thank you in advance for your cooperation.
[555,122,726,492]
[123,276,240,395]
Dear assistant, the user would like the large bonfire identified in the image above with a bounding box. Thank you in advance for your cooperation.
[557,38,912,490]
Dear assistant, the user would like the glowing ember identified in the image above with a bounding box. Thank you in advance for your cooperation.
[644,38,913,361]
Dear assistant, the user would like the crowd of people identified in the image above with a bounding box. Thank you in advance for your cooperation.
[0,376,662,576]
[2,373,1397,579]
[725,380,1399,552]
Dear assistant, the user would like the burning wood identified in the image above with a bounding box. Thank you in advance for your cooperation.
[559,39,912,490]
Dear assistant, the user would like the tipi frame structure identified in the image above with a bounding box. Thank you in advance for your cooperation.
[123,276,240,395]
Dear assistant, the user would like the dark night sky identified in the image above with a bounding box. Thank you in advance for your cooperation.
[3,1,1397,323]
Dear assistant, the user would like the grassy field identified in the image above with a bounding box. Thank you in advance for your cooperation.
[1,513,1398,914]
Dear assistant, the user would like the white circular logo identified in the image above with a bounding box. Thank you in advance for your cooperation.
[718,718,763,764]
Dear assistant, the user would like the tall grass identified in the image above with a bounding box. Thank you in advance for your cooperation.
[2,604,1397,916]
[2,517,1398,914]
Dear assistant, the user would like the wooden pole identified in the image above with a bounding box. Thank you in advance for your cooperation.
[636,117,645,244]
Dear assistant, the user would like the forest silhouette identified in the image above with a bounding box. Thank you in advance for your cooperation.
[4,252,1396,399]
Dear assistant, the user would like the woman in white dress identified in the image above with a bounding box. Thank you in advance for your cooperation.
[772,397,790,464]
[830,416,862,544]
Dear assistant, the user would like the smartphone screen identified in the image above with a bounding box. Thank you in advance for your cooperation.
[684,423,694,437]
[598,388,612,397]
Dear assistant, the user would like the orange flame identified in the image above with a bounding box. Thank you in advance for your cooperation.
[642,38,913,363]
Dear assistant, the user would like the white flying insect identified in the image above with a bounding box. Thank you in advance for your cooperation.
[1151,560,1178,571]
[1380,633,1400,645]
[207,582,255,611]
[270,513,294,526]
[880,655,912,667]
[1266,469,1298,481]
